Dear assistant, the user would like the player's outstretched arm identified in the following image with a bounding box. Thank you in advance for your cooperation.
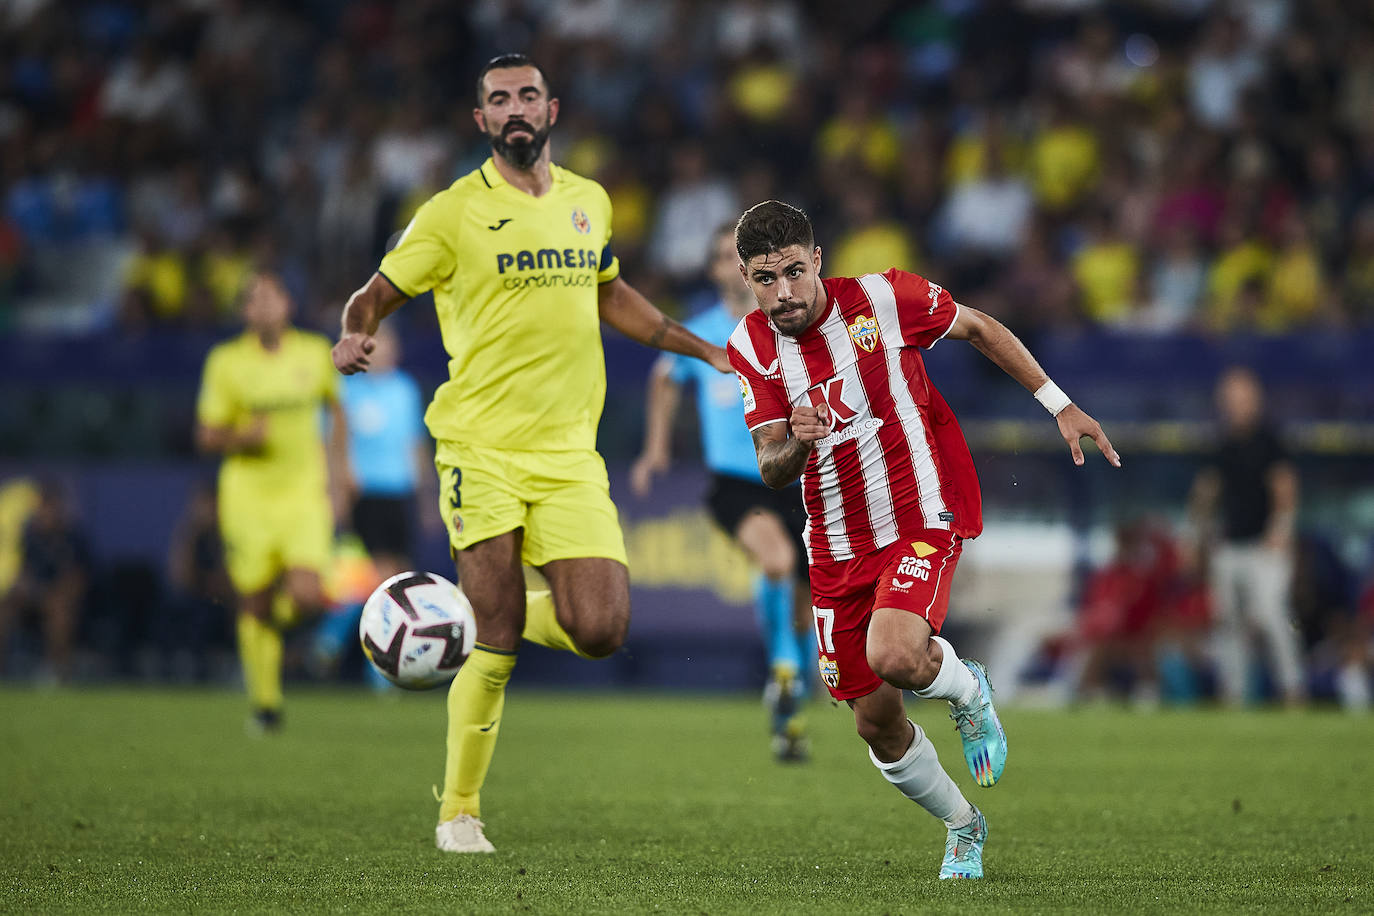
[944,306,1121,468]
[334,273,409,375]
[326,398,353,527]
[598,277,731,372]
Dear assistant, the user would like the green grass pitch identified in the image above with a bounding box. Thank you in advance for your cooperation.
[2,687,1370,914]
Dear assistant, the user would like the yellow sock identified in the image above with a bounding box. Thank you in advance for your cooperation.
[237,614,284,711]
[439,645,517,821]
[521,589,591,658]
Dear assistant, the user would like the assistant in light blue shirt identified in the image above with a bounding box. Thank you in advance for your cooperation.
[343,369,426,497]
[660,302,763,482]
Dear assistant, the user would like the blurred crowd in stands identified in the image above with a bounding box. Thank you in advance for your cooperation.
[2,0,1374,335]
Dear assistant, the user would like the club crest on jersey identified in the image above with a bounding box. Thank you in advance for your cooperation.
[847,314,879,353]
[818,654,840,689]
[571,207,591,235]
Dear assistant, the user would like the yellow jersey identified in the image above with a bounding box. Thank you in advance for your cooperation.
[196,328,339,503]
[378,158,619,452]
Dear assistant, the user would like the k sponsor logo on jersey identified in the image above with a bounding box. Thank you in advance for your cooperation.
[846,313,879,353]
[806,377,859,432]
[891,577,914,591]
[737,373,756,412]
[818,654,839,689]
[571,206,591,234]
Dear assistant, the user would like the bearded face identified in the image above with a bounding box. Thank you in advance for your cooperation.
[488,115,550,169]
[476,65,556,171]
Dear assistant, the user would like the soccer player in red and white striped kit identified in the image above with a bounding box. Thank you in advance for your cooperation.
[727,201,1120,879]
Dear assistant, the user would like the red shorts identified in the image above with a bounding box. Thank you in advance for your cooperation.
[808,529,963,701]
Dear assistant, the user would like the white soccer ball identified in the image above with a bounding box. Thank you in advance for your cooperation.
[359,571,477,690]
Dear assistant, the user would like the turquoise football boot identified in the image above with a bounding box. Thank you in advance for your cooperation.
[950,659,1007,787]
[938,805,987,879]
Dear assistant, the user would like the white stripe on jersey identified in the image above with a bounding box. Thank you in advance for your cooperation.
[860,273,950,530]
[778,321,853,561]
[727,320,780,378]
[815,306,899,551]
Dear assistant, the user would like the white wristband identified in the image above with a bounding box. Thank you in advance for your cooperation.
[1034,380,1072,417]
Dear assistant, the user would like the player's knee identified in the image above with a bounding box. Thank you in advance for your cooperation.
[564,608,628,658]
[242,593,272,621]
[758,552,794,582]
[866,640,939,691]
[286,576,325,613]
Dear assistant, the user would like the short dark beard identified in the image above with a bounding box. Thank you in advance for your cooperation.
[490,123,549,170]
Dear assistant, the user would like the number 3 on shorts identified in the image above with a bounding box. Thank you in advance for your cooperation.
[813,606,835,653]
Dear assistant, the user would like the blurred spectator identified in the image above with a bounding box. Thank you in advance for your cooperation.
[1186,14,1264,131]
[1188,366,1305,706]
[1027,95,1099,213]
[317,144,384,295]
[827,179,918,280]
[1062,518,1209,705]
[814,92,900,183]
[1262,211,1326,332]
[724,46,801,128]
[938,129,1032,261]
[98,38,201,137]
[1139,223,1206,332]
[123,226,190,322]
[715,0,805,64]
[0,479,90,683]
[648,142,737,287]
[1204,214,1272,331]
[198,225,254,321]
[1071,206,1139,325]
[372,100,452,201]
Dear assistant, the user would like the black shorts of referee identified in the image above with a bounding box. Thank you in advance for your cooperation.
[705,472,809,585]
[351,494,414,561]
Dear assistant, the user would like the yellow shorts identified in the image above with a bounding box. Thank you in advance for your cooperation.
[434,440,627,568]
[219,491,332,595]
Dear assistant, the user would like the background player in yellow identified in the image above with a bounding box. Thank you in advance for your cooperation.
[196,270,350,733]
[333,54,729,853]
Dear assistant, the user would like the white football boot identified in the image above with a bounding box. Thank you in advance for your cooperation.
[435,814,496,853]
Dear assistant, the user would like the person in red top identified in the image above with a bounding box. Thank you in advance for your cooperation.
[727,200,1120,880]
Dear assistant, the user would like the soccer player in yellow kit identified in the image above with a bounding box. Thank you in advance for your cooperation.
[334,54,729,853]
[197,271,349,732]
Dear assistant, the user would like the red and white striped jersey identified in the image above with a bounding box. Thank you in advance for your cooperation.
[727,268,983,584]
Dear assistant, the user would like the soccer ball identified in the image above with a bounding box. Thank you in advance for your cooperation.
[359,571,477,689]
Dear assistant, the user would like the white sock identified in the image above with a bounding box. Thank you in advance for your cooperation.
[911,635,979,708]
[869,721,975,829]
